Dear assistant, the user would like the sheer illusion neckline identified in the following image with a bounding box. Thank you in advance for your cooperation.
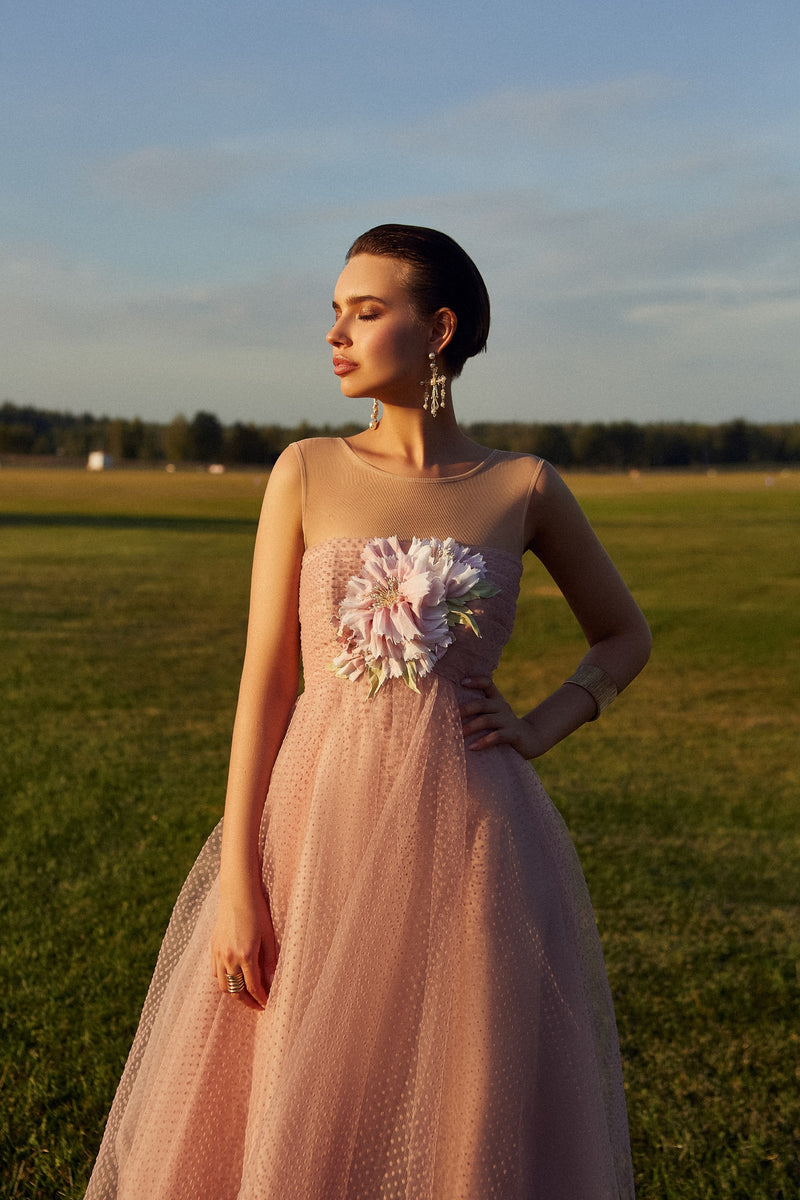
[339,437,500,482]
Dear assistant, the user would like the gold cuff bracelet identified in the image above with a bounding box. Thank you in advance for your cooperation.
[565,664,618,721]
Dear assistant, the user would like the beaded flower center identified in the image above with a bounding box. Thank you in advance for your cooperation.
[370,577,402,608]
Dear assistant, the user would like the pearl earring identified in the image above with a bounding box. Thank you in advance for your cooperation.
[421,353,446,417]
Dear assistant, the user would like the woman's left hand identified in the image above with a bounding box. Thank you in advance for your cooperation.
[459,676,538,758]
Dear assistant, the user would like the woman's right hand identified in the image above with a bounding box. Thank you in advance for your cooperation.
[210,882,277,1010]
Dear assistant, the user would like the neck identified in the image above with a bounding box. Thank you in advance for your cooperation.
[357,392,482,472]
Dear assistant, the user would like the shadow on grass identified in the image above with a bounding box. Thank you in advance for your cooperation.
[0,512,257,532]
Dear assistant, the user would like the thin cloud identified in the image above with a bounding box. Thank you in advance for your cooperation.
[91,143,284,210]
[0,242,317,347]
[395,76,677,152]
[627,290,800,333]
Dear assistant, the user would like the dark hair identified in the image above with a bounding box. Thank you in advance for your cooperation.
[346,224,490,377]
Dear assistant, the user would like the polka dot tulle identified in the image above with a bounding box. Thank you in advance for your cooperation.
[86,442,634,1199]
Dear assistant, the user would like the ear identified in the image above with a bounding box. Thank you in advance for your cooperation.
[428,307,457,356]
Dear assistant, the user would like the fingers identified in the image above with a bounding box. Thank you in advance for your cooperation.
[214,956,268,1011]
[212,932,276,1010]
[210,890,278,1011]
[463,717,511,751]
[460,675,495,696]
[460,702,512,747]
[458,677,525,753]
[458,685,504,732]
[241,958,269,1010]
[458,676,501,726]
[459,700,498,729]
[263,921,278,991]
[467,731,505,752]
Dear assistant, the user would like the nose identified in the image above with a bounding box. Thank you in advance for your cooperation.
[326,314,350,347]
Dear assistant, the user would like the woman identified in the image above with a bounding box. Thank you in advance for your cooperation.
[86,225,650,1199]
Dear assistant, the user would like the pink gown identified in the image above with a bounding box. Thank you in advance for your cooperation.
[85,438,635,1199]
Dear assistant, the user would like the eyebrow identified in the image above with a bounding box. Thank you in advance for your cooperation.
[331,293,387,310]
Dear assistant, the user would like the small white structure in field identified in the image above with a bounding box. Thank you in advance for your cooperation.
[208,463,225,474]
[87,452,114,471]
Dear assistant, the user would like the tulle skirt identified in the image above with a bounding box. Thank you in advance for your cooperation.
[86,669,634,1198]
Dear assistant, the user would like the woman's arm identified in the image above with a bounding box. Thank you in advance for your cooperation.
[461,461,652,758]
[210,447,305,1008]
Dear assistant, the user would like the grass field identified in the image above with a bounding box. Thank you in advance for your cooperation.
[1,465,798,1198]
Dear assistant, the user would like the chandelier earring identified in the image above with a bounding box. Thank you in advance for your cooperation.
[368,398,380,430]
[421,352,447,418]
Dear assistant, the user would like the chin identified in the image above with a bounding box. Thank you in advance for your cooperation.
[340,380,370,399]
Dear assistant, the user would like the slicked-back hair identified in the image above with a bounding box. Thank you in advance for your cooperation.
[346,224,490,378]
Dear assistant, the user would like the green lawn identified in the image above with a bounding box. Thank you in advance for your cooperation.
[1,466,798,1198]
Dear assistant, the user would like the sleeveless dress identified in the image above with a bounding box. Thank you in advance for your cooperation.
[85,438,635,1200]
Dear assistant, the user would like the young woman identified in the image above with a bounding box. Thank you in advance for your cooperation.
[86,225,650,1199]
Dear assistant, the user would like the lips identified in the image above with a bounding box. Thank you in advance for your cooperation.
[333,356,357,377]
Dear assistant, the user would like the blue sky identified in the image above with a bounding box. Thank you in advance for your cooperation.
[2,1,798,427]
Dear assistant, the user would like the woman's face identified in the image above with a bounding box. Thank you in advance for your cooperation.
[327,255,431,401]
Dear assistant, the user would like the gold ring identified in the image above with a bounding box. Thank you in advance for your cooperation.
[225,970,246,994]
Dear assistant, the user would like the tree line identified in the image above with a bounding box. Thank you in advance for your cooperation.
[1,400,798,469]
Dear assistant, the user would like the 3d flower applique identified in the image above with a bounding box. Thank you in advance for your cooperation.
[330,536,499,698]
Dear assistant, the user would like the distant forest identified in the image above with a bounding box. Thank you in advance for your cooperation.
[2,400,798,469]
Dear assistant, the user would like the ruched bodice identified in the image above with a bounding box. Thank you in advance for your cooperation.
[298,538,522,692]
